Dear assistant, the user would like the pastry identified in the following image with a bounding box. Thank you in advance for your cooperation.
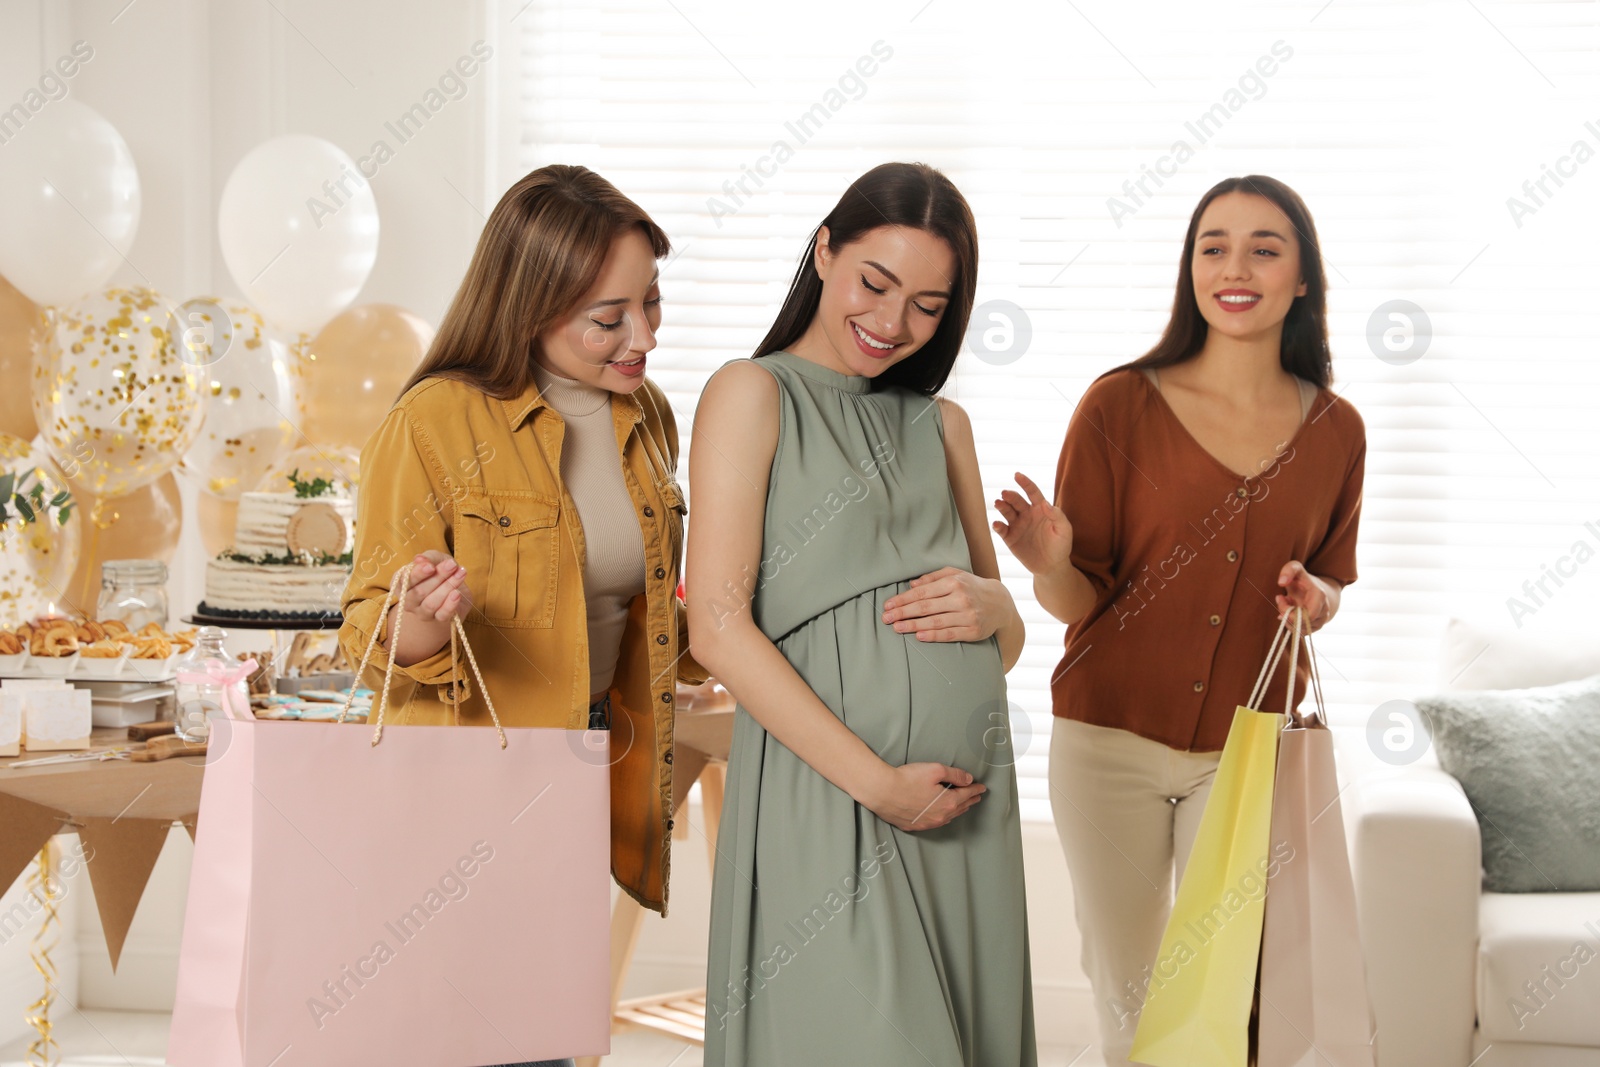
[79,641,123,659]
[131,636,172,659]
[31,627,79,657]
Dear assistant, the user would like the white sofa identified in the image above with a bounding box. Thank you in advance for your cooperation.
[1345,620,1600,1067]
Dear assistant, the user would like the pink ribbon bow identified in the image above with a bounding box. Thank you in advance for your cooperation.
[176,657,259,721]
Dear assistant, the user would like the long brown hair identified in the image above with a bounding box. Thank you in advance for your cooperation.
[754,162,978,397]
[1123,175,1332,388]
[400,165,670,399]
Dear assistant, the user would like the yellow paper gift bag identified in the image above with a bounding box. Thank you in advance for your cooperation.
[1129,613,1302,1067]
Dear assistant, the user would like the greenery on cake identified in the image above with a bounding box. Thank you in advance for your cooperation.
[285,468,340,499]
[219,547,354,567]
[0,468,74,527]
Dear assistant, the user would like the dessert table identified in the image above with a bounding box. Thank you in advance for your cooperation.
[0,726,205,957]
[0,726,203,1064]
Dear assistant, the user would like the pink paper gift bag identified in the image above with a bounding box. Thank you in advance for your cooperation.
[1256,627,1377,1067]
[170,586,612,1067]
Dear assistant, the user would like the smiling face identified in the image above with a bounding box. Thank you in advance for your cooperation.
[1190,191,1308,343]
[801,224,955,378]
[534,226,662,393]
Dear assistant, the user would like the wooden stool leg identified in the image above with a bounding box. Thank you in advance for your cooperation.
[700,761,726,876]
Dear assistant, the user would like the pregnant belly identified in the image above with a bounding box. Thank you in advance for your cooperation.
[775,581,1009,781]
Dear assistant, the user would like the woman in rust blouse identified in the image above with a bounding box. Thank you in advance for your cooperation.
[995,175,1365,1067]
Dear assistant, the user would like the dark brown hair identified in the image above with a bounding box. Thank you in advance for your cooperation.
[754,162,978,396]
[400,165,670,399]
[1123,175,1331,388]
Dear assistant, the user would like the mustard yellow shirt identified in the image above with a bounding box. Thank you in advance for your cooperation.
[339,373,705,914]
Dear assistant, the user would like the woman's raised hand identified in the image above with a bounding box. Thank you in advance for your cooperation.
[865,762,986,832]
[993,472,1073,576]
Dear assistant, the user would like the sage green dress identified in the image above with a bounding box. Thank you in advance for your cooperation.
[704,351,1036,1066]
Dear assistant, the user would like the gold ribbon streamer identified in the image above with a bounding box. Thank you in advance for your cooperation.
[24,839,58,1067]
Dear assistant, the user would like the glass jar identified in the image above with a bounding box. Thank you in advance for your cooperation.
[97,559,170,630]
[173,626,245,743]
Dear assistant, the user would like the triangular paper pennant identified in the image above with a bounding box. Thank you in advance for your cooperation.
[77,816,174,971]
[182,818,196,843]
[0,794,68,897]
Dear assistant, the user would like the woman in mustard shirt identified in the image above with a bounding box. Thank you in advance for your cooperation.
[338,164,703,1067]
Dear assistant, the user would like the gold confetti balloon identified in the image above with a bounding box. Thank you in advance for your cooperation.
[31,286,204,497]
[174,298,298,500]
[0,433,80,628]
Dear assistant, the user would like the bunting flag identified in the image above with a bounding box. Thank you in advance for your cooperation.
[76,816,178,971]
[0,794,68,899]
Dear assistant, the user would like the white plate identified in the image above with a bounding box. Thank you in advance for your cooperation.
[0,658,176,683]
[32,652,80,677]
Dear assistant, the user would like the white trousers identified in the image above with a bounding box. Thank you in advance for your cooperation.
[1048,718,1222,1067]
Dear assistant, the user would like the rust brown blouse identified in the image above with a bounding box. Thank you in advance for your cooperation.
[1050,367,1365,752]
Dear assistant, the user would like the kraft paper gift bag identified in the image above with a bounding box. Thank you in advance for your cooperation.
[1257,631,1377,1067]
[169,567,612,1067]
[1130,612,1300,1067]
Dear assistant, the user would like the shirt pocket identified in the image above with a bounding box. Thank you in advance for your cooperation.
[453,490,560,627]
[658,478,687,568]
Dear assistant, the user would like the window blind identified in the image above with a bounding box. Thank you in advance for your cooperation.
[507,0,1600,820]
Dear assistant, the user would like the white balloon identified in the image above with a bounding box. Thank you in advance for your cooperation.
[0,101,141,308]
[218,136,380,337]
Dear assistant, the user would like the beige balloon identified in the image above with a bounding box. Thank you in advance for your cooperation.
[198,490,240,557]
[62,473,183,618]
[0,276,40,439]
[300,303,432,452]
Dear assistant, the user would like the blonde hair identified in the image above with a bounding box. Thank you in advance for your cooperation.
[401,164,670,400]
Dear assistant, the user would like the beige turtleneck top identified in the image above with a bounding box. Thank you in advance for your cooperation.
[532,362,647,697]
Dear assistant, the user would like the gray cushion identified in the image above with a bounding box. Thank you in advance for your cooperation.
[1418,673,1600,892]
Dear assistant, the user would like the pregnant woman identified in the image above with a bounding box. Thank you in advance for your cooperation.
[689,162,1036,1066]
[995,175,1365,1067]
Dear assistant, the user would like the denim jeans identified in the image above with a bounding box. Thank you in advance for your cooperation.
[587,692,610,730]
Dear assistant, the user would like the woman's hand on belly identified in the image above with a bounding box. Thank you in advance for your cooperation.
[882,566,1014,643]
[863,761,987,832]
